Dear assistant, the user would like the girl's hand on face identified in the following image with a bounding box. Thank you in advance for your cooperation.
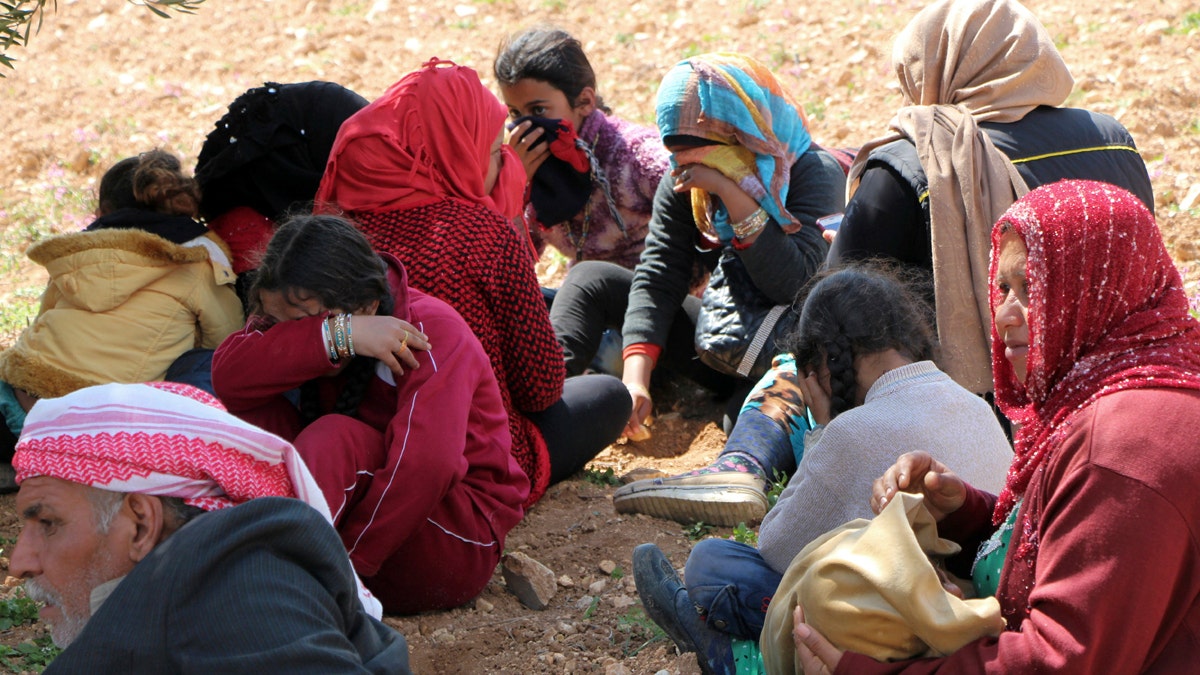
[671,163,732,194]
[671,163,761,224]
[870,451,966,520]
[507,120,551,179]
[344,316,430,376]
[796,370,832,426]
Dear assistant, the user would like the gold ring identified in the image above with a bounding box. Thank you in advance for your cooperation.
[400,330,409,351]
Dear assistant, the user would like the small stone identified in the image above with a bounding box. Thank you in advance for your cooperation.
[620,467,668,483]
[1139,18,1170,34]
[1178,183,1200,212]
[502,551,557,610]
[476,598,494,613]
[557,574,575,588]
[588,579,607,595]
[431,628,455,644]
[609,594,637,609]
[69,148,91,173]
[604,663,632,675]
[557,621,578,635]
[575,595,595,610]
[598,559,617,575]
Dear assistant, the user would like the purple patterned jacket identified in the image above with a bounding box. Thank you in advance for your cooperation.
[526,110,669,269]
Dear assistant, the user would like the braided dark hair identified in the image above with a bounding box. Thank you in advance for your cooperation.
[249,214,395,423]
[778,263,936,419]
[97,149,201,217]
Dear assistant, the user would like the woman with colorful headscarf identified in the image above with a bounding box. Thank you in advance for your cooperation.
[565,53,844,434]
[826,0,1154,400]
[314,59,630,506]
[792,180,1200,674]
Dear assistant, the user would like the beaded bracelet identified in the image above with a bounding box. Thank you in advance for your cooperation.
[345,315,356,358]
[732,207,770,241]
[322,317,340,363]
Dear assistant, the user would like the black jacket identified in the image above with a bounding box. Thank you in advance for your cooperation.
[828,106,1154,270]
[46,497,411,674]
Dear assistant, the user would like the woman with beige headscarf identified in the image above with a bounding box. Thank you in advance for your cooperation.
[826,0,1153,400]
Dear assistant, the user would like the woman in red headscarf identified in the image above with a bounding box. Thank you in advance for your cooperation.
[792,180,1200,673]
[315,59,630,506]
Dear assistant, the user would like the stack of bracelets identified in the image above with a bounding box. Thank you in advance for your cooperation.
[732,207,770,241]
[322,314,356,363]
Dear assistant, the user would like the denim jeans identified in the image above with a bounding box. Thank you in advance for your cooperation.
[684,538,782,641]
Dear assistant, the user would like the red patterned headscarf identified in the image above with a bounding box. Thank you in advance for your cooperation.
[989,180,1200,535]
[314,58,524,221]
[13,381,383,618]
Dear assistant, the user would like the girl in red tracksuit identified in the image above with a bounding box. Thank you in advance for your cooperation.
[212,214,529,614]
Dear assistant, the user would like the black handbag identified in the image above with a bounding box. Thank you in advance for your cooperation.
[694,252,797,380]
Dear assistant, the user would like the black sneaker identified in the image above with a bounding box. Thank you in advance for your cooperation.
[632,543,734,675]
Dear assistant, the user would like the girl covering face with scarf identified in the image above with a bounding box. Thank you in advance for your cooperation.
[794,180,1200,674]
[315,59,630,506]
[611,52,845,442]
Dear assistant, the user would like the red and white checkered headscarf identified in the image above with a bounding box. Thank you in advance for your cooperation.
[13,381,382,618]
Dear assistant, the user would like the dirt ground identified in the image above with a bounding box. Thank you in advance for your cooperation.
[0,0,1198,672]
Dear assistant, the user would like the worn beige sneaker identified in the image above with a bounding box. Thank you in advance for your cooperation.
[613,471,769,527]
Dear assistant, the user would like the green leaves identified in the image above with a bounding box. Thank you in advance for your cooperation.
[0,0,207,75]
[0,634,61,672]
[0,594,39,631]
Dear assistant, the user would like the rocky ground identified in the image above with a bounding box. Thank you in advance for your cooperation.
[0,0,1197,672]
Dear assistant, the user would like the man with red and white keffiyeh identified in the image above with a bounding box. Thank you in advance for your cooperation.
[7,381,410,674]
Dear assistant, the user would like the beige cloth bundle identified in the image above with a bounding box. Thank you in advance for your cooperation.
[760,492,1004,674]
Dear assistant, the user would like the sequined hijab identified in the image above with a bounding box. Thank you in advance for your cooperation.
[989,180,1200,537]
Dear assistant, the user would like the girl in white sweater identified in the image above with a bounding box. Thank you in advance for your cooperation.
[631,264,1012,674]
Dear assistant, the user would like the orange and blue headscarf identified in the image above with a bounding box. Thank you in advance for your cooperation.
[655,53,811,245]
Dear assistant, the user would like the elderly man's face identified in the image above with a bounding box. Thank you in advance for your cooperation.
[9,477,135,647]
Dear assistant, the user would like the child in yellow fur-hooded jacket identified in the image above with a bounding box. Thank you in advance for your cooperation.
[0,149,244,485]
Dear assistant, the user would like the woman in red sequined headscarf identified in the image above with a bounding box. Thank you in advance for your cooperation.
[315,59,630,506]
[792,180,1200,673]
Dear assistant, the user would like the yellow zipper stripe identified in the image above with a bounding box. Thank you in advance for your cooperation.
[1009,144,1140,164]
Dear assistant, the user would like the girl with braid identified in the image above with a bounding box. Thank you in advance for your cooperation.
[212,214,529,614]
[630,264,1011,674]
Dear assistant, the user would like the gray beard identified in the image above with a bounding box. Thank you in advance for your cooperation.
[22,577,91,648]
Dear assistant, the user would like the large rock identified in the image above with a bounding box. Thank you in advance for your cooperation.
[502,551,557,610]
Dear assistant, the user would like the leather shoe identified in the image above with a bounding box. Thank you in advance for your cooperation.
[632,543,733,675]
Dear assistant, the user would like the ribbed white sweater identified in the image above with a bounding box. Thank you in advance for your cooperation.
[757,360,1012,573]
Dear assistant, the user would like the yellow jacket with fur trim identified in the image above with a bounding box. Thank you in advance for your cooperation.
[0,228,244,398]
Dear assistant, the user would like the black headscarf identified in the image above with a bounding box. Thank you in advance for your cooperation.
[194,81,369,222]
